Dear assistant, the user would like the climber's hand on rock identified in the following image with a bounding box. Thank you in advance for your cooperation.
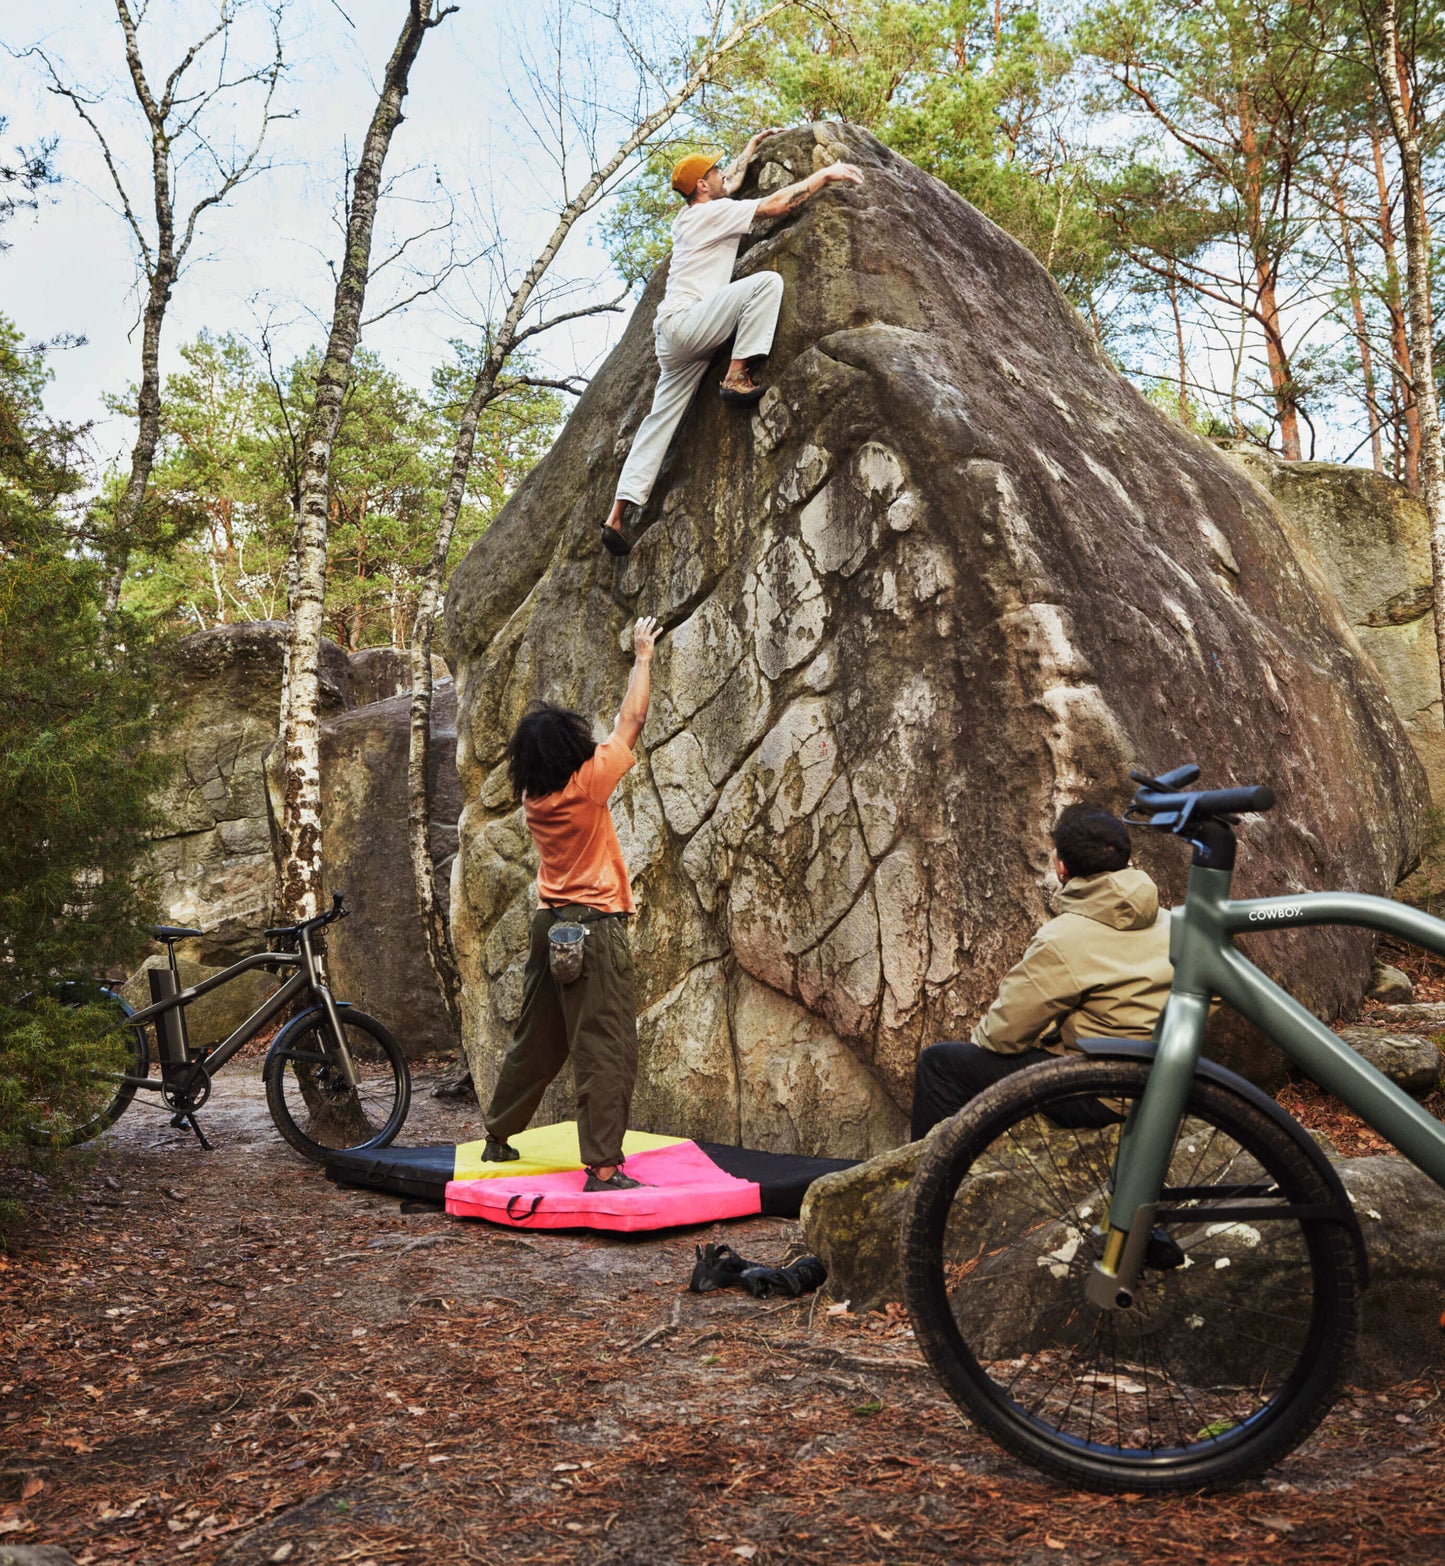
[822,161,864,187]
[633,616,660,660]
[745,128,780,158]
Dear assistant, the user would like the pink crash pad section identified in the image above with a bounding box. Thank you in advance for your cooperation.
[444,1140,762,1232]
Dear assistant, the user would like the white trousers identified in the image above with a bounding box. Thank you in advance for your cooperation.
[614,269,784,509]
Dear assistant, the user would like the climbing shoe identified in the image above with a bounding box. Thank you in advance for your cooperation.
[739,1254,827,1300]
[583,1168,646,1192]
[481,1136,519,1162]
[689,1242,755,1293]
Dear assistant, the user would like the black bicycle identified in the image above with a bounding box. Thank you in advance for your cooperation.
[23,893,410,1164]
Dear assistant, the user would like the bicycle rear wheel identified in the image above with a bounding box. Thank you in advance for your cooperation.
[263,1005,410,1163]
[21,981,150,1147]
[901,1057,1361,1492]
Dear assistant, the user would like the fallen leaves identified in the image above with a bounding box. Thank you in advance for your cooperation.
[5,1075,1445,1566]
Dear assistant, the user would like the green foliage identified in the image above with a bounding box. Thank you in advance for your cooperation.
[603,2,1128,314]
[0,313,169,1169]
[120,333,563,649]
[0,997,134,1148]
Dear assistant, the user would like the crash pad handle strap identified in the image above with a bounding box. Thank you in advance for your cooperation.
[505,1193,544,1223]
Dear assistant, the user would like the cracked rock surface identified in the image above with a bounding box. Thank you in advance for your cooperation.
[442,124,1426,1157]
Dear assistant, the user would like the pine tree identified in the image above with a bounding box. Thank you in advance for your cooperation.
[0,315,171,1166]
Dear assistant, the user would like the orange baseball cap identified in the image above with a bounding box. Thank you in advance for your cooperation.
[671,151,722,196]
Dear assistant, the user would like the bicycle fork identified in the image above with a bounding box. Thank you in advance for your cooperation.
[1085,865,1226,1311]
[316,983,360,1090]
[299,929,359,1092]
[1085,988,1210,1309]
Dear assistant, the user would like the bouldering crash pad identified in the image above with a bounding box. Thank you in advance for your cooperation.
[325,1122,855,1230]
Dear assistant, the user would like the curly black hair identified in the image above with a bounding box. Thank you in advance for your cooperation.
[507,702,598,801]
[1052,803,1132,879]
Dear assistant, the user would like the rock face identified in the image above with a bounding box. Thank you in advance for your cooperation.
[311,680,463,1056]
[149,622,354,964]
[1224,449,1445,802]
[442,123,1426,1156]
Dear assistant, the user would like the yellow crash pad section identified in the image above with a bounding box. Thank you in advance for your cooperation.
[453,1122,686,1182]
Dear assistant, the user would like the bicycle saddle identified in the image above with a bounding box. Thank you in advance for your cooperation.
[152,925,203,941]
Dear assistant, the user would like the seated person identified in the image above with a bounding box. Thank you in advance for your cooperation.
[910,804,1173,1141]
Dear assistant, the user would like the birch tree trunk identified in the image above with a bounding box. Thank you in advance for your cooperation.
[275,0,450,922]
[1369,0,1445,704]
[406,0,798,1061]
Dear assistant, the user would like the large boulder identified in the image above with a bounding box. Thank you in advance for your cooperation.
[1223,449,1445,802]
[442,124,1426,1156]
[307,680,463,1057]
[148,622,354,963]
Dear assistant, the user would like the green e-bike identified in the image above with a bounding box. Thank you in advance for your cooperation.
[903,765,1445,1491]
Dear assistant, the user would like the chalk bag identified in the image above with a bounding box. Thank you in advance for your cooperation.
[547,921,588,984]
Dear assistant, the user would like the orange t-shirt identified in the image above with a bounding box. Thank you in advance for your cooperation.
[524,735,636,914]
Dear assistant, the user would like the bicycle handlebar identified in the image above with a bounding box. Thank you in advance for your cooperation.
[264,891,348,943]
[1125,766,1276,834]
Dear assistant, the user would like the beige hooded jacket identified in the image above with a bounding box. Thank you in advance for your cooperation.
[971,867,1173,1055]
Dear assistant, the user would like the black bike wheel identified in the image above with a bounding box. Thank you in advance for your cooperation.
[902,1057,1360,1493]
[263,1007,410,1163]
[21,981,150,1148]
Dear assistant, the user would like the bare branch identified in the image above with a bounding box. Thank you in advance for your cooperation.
[509,290,630,347]
[497,373,589,395]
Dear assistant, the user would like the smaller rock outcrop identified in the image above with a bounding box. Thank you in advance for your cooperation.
[1336,1026,1442,1094]
[799,1138,930,1312]
[310,681,462,1057]
[804,1141,1445,1384]
[148,622,353,962]
[143,622,462,1056]
[119,956,276,1049]
[1225,449,1445,804]
[1368,963,1414,1003]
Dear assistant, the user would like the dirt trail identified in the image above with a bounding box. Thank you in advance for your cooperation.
[3,1068,1443,1565]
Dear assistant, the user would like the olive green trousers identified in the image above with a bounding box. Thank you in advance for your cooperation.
[483,905,638,1169]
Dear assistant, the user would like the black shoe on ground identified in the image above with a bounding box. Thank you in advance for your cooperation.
[740,1254,828,1299]
[689,1242,756,1293]
[481,1136,519,1162]
[1145,1226,1186,1271]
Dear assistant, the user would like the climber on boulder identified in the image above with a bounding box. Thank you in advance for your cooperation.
[479,615,660,1192]
[600,135,864,557]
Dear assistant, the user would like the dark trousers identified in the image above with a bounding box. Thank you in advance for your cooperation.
[484,906,638,1169]
[910,1039,1123,1141]
[910,1040,1057,1141]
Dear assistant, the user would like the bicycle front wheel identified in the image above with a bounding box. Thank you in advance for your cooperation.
[263,1006,410,1164]
[902,1057,1361,1493]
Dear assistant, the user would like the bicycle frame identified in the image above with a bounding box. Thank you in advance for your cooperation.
[1087,826,1445,1307]
[118,922,358,1097]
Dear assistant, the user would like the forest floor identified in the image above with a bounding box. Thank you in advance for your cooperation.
[3,1064,1444,1566]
